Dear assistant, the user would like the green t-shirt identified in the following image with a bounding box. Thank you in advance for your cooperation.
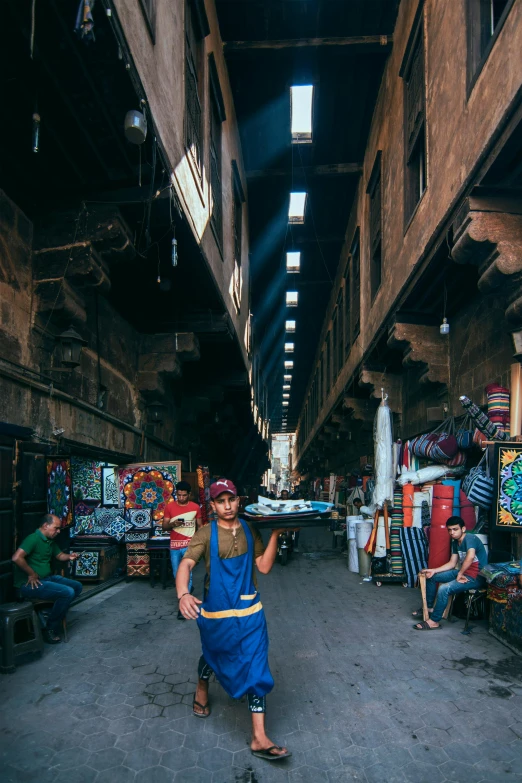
[14,530,62,587]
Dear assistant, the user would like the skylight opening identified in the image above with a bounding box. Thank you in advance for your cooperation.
[291,85,313,144]
[283,393,290,399]
[284,360,294,369]
[284,343,294,353]
[285,320,296,332]
[288,192,307,224]
[284,374,292,382]
[282,401,289,407]
[286,252,301,273]
[283,384,291,390]
[286,291,298,307]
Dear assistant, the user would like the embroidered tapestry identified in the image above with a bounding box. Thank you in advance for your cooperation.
[119,462,181,523]
[47,458,73,528]
[74,551,100,578]
[102,466,119,507]
[126,541,150,577]
[72,515,105,536]
[71,457,103,501]
[493,443,522,530]
[74,501,96,518]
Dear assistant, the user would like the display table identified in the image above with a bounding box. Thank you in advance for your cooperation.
[147,538,171,589]
[488,584,522,653]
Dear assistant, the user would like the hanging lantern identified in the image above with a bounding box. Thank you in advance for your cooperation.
[124,110,147,144]
[56,325,87,369]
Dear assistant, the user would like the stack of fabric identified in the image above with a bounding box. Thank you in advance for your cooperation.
[390,488,404,575]
[486,383,510,438]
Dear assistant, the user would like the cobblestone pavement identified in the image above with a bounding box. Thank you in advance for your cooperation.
[1,550,521,783]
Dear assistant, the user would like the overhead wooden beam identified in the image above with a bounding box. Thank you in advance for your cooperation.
[224,35,392,51]
[247,163,362,180]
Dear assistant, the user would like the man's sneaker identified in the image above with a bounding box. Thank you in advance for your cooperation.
[43,628,61,644]
[177,610,186,621]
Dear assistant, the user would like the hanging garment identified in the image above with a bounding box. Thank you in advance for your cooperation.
[197,521,274,700]
[399,528,428,588]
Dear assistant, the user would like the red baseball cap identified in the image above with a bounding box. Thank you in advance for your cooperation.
[210,479,237,499]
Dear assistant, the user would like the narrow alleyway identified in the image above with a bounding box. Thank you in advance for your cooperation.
[1,552,521,783]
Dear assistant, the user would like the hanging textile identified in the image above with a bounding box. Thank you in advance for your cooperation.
[372,397,394,509]
[402,483,414,527]
[459,395,509,441]
[47,458,73,528]
[119,462,181,523]
[391,488,404,526]
[493,443,522,530]
[390,527,404,574]
[399,528,428,587]
[486,383,510,438]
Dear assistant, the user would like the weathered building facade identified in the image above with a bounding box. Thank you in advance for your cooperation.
[0,0,269,595]
[294,0,522,490]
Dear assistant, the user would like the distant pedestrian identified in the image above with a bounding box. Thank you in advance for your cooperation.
[162,480,202,620]
[12,514,82,643]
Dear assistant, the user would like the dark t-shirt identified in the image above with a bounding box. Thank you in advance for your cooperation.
[15,530,62,587]
[451,533,487,579]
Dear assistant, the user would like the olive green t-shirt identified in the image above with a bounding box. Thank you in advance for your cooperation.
[14,530,62,587]
[183,520,265,589]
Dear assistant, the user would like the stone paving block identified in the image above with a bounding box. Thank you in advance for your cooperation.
[402,761,445,783]
[72,704,105,720]
[149,731,185,752]
[132,664,157,675]
[438,760,483,782]
[349,730,385,749]
[218,730,251,752]
[53,765,98,783]
[96,693,128,707]
[153,692,182,708]
[477,757,522,777]
[212,769,252,783]
[198,747,234,770]
[171,681,196,695]
[302,747,340,770]
[409,743,448,765]
[370,743,412,768]
[40,729,85,752]
[282,731,320,753]
[288,765,328,782]
[144,683,172,696]
[51,746,91,770]
[88,746,126,770]
[102,703,135,720]
[327,767,365,782]
[171,716,206,735]
[134,763,174,783]
[133,704,163,719]
[161,747,198,771]
[338,746,376,769]
[185,732,219,752]
[364,762,407,783]
[139,674,165,685]
[109,717,143,735]
[81,731,117,752]
[476,739,518,762]
[123,746,162,771]
[413,727,451,747]
[164,674,190,685]
[96,766,137,783]
[175,769,212,783]
[161,703,191,720]
[125,694,154,708]
[114,729,152,752]
[314,730,353,751]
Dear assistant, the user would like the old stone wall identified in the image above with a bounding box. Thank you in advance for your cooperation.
[0,189,182,459]
[112,0,251,367]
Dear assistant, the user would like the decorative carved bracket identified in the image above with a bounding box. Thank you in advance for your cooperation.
[359,368,402,412]
[34,279,87,324]
[343,396,377,423]
[451,200,522,324]
[387,322,449,386]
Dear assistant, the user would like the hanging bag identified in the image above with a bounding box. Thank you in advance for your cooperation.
[462,452,494,509]
[455,413,474,450]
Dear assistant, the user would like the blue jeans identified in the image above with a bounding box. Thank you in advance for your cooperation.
[19,575,83,631]
[426,569,484,622]
[170,547,192,592]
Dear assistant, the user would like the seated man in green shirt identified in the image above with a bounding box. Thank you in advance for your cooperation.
[12,514,82,644]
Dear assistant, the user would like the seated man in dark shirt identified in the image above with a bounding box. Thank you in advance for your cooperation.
[413,516,487,630]
[12,514,82,643]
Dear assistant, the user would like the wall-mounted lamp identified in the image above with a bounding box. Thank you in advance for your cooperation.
[147,401,166,425]
[56,325,87,369]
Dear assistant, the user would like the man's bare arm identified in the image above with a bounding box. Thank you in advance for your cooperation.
[176,558,202,619]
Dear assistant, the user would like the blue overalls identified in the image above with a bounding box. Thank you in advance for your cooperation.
[197,520,274,704]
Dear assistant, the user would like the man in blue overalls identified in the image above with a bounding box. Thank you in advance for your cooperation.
[176,478,292,761]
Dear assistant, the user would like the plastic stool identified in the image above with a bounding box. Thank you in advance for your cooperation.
[28,599,68,643]
[0,602,44,673]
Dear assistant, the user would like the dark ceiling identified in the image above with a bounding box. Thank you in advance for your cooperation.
[215,0,400,433]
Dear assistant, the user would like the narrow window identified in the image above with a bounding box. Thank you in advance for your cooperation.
[288,192,307,224]
[344,260,351,357]
[325,334,331,398]
[332,309,339,380]
[351,229,361,343]
[337,290,344,373]
[185,0,208,175]
[286,252,301,273]
[466,0,514,89]
[401,5,427,224]
[232,160,245,310]
[139,0,156,42]
[286,291,298,307]
[367,151,383,300]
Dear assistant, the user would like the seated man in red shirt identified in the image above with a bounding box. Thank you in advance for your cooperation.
[162,481,202,620]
